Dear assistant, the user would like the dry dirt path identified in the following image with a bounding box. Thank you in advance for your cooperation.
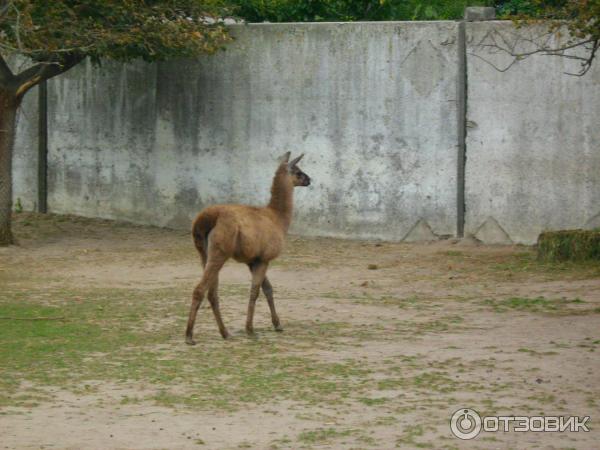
[0,213,599,449]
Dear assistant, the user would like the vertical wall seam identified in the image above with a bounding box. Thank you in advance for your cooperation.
[456,21,467,238]
[37,80,48,213]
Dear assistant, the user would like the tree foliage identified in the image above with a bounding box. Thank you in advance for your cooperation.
[0,1,232,246]
[231,0,492,23]
[0,1,231,64]
[501,0,599,42]
[492,0,599,75]
[0,0,233,103]
[229,0,598,75]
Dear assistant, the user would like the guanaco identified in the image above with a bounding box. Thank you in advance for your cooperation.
[185,152,311,344]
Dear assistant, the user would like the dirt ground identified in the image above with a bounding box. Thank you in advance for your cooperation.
[0,213,599,449]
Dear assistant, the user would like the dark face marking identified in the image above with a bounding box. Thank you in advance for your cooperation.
[290,165,311,187]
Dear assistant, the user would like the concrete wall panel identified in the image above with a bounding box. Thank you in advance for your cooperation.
[12,21,600,244]
[465,22,600,244]
[11,57,39,212]
[41,22,459,240]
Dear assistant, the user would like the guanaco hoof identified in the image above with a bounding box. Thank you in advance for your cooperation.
[185,337,196,345]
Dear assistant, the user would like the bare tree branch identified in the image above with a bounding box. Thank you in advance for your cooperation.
[472,27,597,76]
[467,51,520,73]
[563,39,599,76]
[481,37,595,58]
[14,54,83,98]
[0,40,95,55]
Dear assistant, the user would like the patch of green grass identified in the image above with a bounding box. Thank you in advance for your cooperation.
[527,393,556,404]
[356,434,378,445]
[377,370,478,394]
[538,230,600,262]
[297,427,357,444]
[0,287,374,410]
[394,315,466,335]
[482,296,592,315]
[358,396,390,406]
[0,291,160,403]
[375,295,435,310]
[484,250,600,279]
[269,436,292,449]
[395,424,433,448]
[119,395,143,405]
[517,348,558,356]
[339,292,445,311]
[576,337,600,352]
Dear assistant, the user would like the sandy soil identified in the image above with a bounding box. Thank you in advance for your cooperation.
[0,213,599,449]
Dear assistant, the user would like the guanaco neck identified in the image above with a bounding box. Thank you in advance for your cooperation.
[267,165,294,231]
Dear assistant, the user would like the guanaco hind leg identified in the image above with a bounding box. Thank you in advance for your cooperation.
[185,258,226,345]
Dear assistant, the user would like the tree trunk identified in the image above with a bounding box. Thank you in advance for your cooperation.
[0,54,83,246]
[0,90,20,246]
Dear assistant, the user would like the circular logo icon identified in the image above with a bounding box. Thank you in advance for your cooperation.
[450,408,482,440]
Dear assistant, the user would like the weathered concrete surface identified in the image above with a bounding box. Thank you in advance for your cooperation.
[11,21,599,244]
[12,89,38,212]
[11,58,39,212]
[39,22,460,241]
[465,22,600,244]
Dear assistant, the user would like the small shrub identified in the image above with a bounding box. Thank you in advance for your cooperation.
[14,198,23,213]
[537,230,600,262]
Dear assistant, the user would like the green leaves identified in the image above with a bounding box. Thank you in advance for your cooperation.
[0,0,233,65]
[229,0,494,23]
[497,0,599,75]
[497,0,599,39]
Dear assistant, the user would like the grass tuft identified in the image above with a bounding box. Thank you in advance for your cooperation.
[537,230,600,262]
[481,296,593,315]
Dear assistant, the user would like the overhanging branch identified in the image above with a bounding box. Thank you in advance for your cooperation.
[14,54,83,98]
[472,27,598,76]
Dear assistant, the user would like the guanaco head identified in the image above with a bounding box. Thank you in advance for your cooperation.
[279,152,311,187]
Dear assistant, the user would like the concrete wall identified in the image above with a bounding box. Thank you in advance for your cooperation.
[12,88,38,212]
[465,22,600,243]
[11,21,600,244]
[10,53,39,212]
[29,22,461,241]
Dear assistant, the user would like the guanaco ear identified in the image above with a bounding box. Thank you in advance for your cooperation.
[278,151,291,164]
[289,153,304,167]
